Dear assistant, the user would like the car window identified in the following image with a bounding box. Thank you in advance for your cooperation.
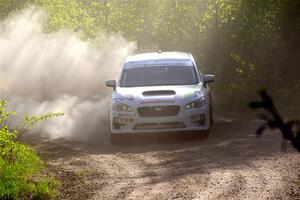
[120,65,199,87]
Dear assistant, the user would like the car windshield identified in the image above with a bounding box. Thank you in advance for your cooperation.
[120,65,199,87]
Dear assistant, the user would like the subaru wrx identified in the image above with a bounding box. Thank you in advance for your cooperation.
[105,51,215,142]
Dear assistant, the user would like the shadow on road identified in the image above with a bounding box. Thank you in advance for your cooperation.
[35,118,290,162]
[29,118,299,199]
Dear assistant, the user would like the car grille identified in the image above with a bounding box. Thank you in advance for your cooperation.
[134,122,185,130]
[137,105,180,117]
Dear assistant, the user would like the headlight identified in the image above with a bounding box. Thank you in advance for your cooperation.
[112,102,132,112]
[185,97,206,109]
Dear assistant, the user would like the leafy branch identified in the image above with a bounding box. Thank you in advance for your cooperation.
[17,112,64,140]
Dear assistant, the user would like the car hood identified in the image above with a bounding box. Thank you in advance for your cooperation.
[114,85,205,105]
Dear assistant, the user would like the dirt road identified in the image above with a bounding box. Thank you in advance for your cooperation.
[32,118,300,199]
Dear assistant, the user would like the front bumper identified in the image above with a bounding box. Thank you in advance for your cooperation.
[109,105,210,134]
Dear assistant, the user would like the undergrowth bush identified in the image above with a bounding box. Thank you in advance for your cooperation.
[0,100,63,199]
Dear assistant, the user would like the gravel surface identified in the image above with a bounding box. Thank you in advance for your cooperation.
[32,119,300,200]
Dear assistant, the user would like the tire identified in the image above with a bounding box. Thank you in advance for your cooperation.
[202,105,213,136]
[110,133,121,145]
[109,122,121,145]
[108,112,119,145]
[201,129,210,137]
[209,105,214,126]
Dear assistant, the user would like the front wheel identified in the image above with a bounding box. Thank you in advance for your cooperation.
[110,133,122,145]
[108,112,120,145]
[209,105,214,126]
[203,105,213,136]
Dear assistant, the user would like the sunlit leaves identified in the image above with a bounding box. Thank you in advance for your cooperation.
[0,100,62,198]
[22,112,64,131]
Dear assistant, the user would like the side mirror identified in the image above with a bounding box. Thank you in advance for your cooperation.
[203,74,215,84]
[105,80,116,89]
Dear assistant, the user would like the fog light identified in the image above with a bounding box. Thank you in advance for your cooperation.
[191,114,206,125]
[113,117,132,129]
[113,117,119,123]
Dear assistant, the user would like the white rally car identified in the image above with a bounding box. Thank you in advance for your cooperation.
[106,51,215,142]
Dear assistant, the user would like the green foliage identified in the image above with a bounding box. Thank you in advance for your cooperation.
[0,0,299,112]
[230,53,258,91]
[0,100,63,199]
[0,0,31,19]
[19,112,64,138]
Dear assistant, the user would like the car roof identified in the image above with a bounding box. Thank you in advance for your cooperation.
[126,51,192,63]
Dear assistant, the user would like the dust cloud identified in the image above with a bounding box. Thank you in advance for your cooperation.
[0,7,136,142]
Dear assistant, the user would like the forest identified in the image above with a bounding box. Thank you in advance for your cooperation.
[1,0,299,113]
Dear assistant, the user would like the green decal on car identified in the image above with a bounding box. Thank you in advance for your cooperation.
[182,91,195,99]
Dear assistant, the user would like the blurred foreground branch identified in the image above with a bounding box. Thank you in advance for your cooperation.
[249,91,300,152]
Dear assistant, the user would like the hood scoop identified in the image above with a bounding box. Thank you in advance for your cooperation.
[142,90,176,96]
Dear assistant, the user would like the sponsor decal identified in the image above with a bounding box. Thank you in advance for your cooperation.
[181,86,202,99]
[115,91,134,101]
[125,60,194,69]
[182,91,195,99]
[118,113,133,117]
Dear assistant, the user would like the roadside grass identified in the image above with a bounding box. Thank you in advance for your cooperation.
[0,100,63,199]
